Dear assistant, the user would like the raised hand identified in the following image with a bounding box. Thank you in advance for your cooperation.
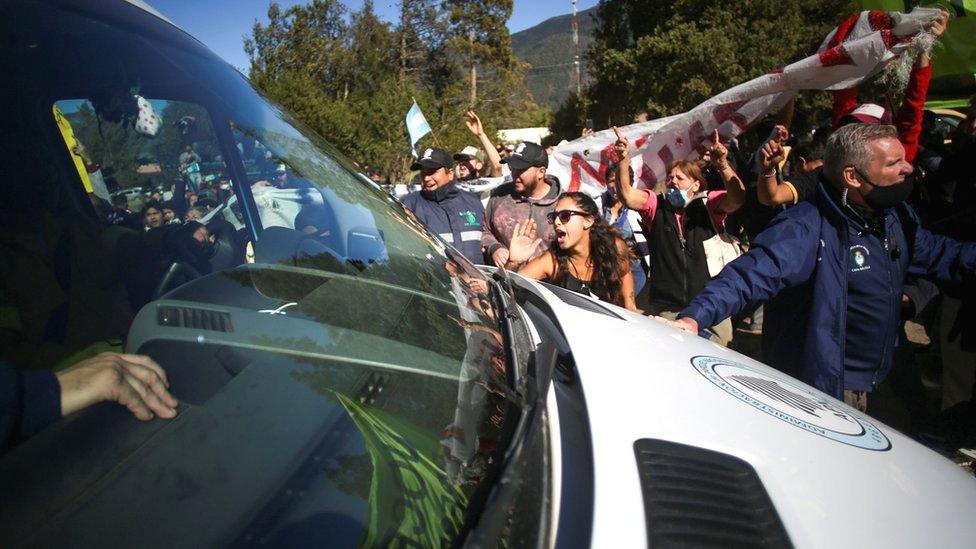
[704,128,728,168]
[759,138,786,172]
[507,219,542,265]
[773,124,789,144]
[465,110,484,136]
[613,126,630,160]
[927,10,949,38]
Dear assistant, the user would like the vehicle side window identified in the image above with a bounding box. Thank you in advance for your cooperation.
[0,99,248,371]
[53,98,234,225]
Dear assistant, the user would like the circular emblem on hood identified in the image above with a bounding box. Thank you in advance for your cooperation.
[691,355,890,451]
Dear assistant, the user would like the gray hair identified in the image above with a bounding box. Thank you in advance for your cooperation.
[824,123,898,185]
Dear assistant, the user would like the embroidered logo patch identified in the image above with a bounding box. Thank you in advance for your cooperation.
[850,245,871,272]
[459,210,479,226]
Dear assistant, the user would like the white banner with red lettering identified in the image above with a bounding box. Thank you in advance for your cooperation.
[548,7,941,197]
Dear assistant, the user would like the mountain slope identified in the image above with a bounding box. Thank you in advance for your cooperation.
[512,6,597,110]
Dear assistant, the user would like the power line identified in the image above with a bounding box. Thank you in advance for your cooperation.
[526,61,579,72]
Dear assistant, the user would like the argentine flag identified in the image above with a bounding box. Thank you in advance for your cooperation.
[405,101,431,157]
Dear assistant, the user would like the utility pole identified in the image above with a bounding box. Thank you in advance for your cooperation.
[469,28,477,107]
[398,0,408,79]
[572,0,581,97]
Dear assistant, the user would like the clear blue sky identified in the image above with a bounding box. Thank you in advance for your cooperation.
[150,0,599,72]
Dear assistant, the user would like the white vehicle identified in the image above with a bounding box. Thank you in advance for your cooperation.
[111,186,144,203]
[0,1,974,547]
[116,186,144,197]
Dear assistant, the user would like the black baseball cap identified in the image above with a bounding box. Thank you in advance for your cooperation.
[501,141,547,170]
[411,147,453,171]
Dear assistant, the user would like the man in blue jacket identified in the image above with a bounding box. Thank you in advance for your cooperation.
[667,124,976,410]
[402,148,485,265]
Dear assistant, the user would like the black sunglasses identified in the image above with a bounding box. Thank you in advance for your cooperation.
[546,209,588,224]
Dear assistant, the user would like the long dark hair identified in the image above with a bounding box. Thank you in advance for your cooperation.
[551,192,626,306]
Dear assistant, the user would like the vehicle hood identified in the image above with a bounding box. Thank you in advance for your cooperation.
[513,276,976,547]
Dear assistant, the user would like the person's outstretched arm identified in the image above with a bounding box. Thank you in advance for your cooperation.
[2,352,178,454]
[507,219,544,273]
[755,138,796,206]
[613,127,654,213]
[896,11,947,164]
[466,111,503,177]
[705,129,745,213]
[665,207,821,334]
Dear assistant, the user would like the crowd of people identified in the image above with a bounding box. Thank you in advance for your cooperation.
[4,9,975,463]
[390,10,976,454]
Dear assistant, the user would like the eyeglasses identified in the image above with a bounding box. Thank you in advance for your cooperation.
[546,209,588,224]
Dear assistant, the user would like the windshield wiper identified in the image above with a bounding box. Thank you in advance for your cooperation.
[449,271,540,545]
[490,269,522,398]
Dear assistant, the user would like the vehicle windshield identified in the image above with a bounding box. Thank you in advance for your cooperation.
[0,2,525,545]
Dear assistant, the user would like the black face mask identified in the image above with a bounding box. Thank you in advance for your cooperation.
[856,169,914,210]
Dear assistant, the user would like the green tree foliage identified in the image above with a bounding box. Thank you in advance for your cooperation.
[244,0,545,182]
[550,0,855,141]
[447,0,515,71]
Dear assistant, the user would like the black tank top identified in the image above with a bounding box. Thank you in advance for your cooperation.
[562,272,593,297]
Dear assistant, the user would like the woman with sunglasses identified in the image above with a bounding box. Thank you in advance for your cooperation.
[504,192,638,311]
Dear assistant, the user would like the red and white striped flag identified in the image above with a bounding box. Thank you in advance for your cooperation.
[548,7,941,197]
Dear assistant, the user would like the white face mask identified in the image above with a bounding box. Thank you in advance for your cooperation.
[665,186,690,208]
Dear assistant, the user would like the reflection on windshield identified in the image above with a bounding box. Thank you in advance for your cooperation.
[336,393,469,546]
[213,250,512,545]
[0,3,524,545]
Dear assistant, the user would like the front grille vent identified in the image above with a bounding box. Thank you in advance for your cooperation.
[157,306,233,333]
[633,439,792,548]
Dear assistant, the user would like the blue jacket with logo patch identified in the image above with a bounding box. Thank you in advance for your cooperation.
[402,183,485,265]
[680,179,976,399]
